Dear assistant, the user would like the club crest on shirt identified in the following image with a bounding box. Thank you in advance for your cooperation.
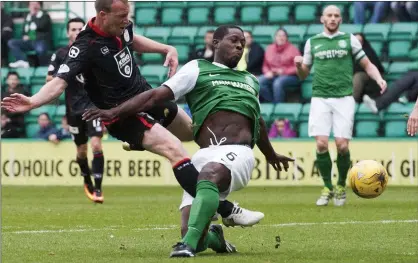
[113,47,132,78]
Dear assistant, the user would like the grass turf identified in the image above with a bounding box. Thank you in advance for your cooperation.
[2,186,418,263]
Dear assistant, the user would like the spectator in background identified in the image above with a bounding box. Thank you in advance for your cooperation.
[2,72,28,137]
[391,2,418,22]
[189,30,214,62]
[1,112,21,138]
[8,1,51,68]
[363,46,418,113]
[1,3,13,67]
[237,31,264,76]
[352,33,385,103]
[259,28,300,103]
[35,112,58,141]
[268,118,296,139]
[354,1,389,24]
[48,116,72,144]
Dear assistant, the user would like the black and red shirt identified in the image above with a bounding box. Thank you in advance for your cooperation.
[55,18,151,109]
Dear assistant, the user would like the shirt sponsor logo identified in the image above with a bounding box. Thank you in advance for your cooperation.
[314,49,348,59]
[113,47,132,78]
[211,80,256,95]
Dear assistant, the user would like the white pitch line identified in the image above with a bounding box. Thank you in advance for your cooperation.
[3,219,418,234]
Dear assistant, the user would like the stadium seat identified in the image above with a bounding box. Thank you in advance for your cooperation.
[140,65,168,83]
[187,7,210,25]
[356,103,381,121]
[134,27,145,36]
[1,67,8,84]
[299,122,309,138]
[385,121,408,137]
[252,25,277,45]
[174,44,190,63]
[187,1,213,7]
[161,1,186,8]
[240,6,263,24]
[299,103,311,122]
[260,103,274,124]
[363,23,391,41]
[282,25,307,44]
[141,53,163,64]
[31,67,48,85]
[135,8,158,26]
[355,121,380,137]
[369,41,383,58]
[213,1,239,7]
[388,62,411,80]
[339,24,363,34]
[26,123,39,138]
[194,26,216,45]
[301,81,312,101]
[388,22,418,41]
[388,41,411,60]
[144,27,171,43]
[384,103,415,121]
[168,26,198,45]
[240,1,266,7]
[31,84,43,96]
[305,24,323,40]
[161,7,184,25]
[294,4,318,23]
[267,5,290,24]
[135,1,161,8]
[15,67,34,85]
[56,105,66,116]
[51,22,67,49]
[214,6,236,24]
[271,103,302,124]
[28,105,58,123]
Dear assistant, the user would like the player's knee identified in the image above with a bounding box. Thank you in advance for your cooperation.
[77,144,88,159]
[90,136,102,152]
[336,140,349,154]
[198,162,231,192]
[316,139,329,153]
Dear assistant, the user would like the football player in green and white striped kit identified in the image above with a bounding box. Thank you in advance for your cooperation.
[294,5,387,206]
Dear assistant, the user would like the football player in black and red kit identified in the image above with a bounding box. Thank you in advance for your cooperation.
[46,18,105,203]
[2,0,264,228]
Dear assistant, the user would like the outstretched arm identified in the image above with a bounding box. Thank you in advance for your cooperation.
[257,117,294,171]
[133,34,178,78]
[83,86,174,121]
[83,60,199,122]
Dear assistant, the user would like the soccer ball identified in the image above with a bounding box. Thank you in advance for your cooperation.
[349,160,389,199]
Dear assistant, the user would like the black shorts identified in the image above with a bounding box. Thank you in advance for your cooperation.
[67,114,104,146]
[105,101,178,150]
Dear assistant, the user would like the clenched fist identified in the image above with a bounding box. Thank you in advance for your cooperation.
[294,56,303,68]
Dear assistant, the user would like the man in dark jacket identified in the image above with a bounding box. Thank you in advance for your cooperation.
[189,30,214,62]
[8,1,52,67]
[237,31,264,76]
[1,4,13,67]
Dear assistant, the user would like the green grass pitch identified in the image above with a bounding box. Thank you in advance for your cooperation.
[2,186,418,263]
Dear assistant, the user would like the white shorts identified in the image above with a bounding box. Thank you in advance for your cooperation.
[179,145,255,210]
[308,96,355,139]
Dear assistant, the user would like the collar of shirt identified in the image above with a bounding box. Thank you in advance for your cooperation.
[212,62,237,70]
[321,31,344,39]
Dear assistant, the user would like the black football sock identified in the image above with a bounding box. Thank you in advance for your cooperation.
[172,158,235,217]
[92,151,104,191]
[76,157,92,185]
[173,158,197,197]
